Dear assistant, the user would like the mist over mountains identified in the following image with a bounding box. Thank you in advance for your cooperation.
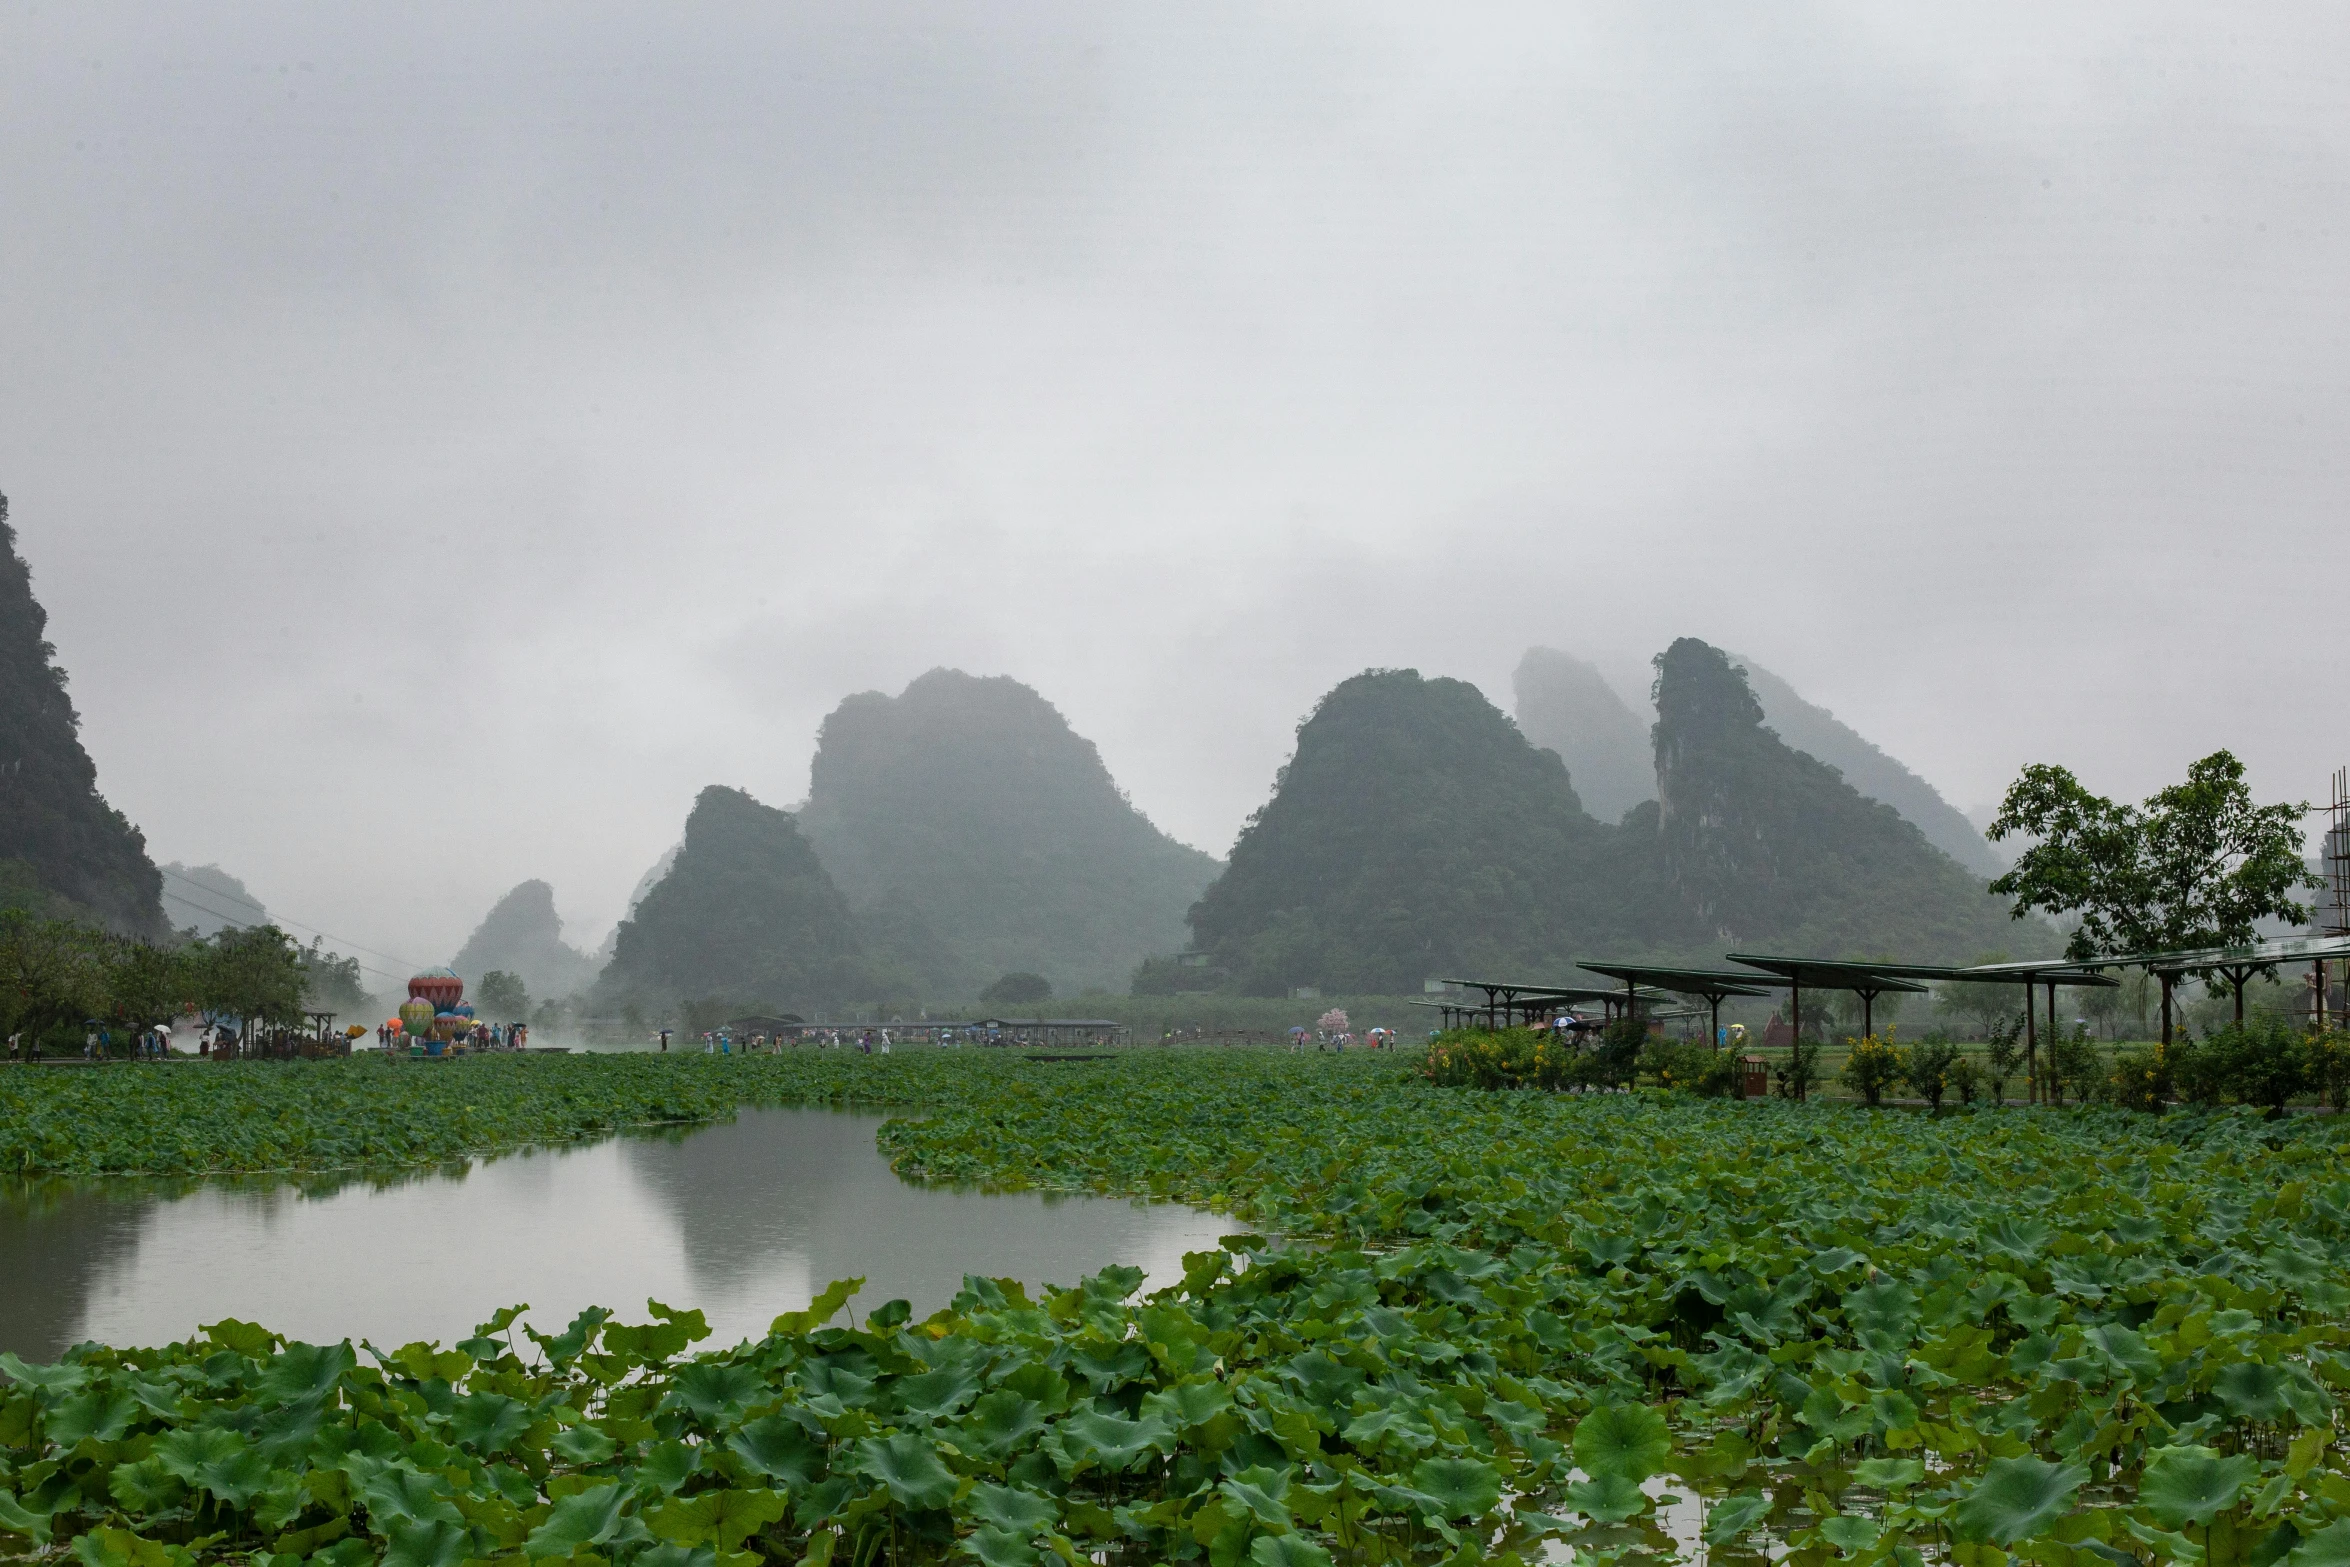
[1512,645,2005,876]
[451,880,600,1001]
[1177,639,2038,995]
[794,669,1220,999]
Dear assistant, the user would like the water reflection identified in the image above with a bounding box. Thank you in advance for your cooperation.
[0,1108,1234,1361]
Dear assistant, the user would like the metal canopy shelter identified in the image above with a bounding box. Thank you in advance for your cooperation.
[1429,979,1679,1030]
[1576,963,1773,1051]
[1724,955,1933,1050]
[2065,933,2350,1036]
[1919,960,2118,1104]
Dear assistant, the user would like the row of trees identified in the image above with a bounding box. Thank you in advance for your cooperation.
[0,912,353,1054]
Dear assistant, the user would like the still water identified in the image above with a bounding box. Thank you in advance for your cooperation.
[0,1108,1238,1362]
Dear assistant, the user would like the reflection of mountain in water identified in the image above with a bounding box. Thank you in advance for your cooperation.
[0,1182,158,1360]
[619,1108,1226,1317]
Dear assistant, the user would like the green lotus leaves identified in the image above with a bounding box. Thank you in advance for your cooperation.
[725,1414,824,1486]
[965,1483,1058,1536]
[446,1391,531,1454]
[2140,1446,2259,1530]
[1953,1457,2088,1544]
[523,1479,629,1558]
[1703,1491,1771,1546]
[1248,1534,1334,1567]
[2286,1519,2350,1567]
[549,1422,617,1467]
[850,1434,960,1511]
[152,1428,271,1509]
[44,1390,139,1446]
[1410,1457,1502,1519]
[10,1048,2350,1567]
[1821,1515,1882,1554]
[1571,1402,1671,1482]
[646,1486,788,1550]
[1566,1472,1648,1523]
[380,1517,474,1567]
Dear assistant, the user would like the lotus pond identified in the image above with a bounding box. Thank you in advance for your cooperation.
[3,1048,2349,1567]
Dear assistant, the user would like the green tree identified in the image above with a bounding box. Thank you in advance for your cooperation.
[106,938,191,1036]
[190,925,307,1040]
[1983,1017,2024,1106]
[298,938,373,1016]
[1988,752,2317,962]
[1903,1033,1963,1112]
[0,912,111,1055]
[980,971,1051,1007]
[477,969,531,1022]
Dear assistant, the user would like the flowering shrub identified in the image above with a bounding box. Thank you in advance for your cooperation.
[1838,1031,1906,1106]
[1416,1027,1583,1090]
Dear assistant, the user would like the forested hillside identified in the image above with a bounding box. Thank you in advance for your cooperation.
[1171,648,2045,995]
[1731,652,2007,876]
[0,492,166,936]
[796,669,1218,998]
[598,786,867,1014]
[1652,638,2035,958]
[1183,670,1648,993]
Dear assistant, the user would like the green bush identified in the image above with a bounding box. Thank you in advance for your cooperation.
[1641,1038,1737,1097]
[2046,1025,2103,1106]
[2210,1015,2308,1114]
[1417,1027,1585,1091]
[1839,1033,1906,1107]
[1902,1033,1963,1111]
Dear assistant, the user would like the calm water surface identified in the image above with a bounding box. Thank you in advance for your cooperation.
[0,1108,1237,1361]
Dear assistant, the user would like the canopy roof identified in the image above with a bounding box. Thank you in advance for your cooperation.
[2074,933,2350,974]
[1577,962,1774,1000]
[1725,955,1932,994]
[1931,959,2119,988]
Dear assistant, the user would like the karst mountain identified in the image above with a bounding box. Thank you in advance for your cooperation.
[794,669,1220,999]
[453,880,601,1000]
[0,492,166,935]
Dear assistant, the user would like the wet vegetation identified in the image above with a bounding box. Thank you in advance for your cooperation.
[3,1049,2350,1567]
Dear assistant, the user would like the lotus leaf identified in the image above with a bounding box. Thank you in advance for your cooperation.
[966,1484,1058,1536]
[1954,1457,2087,1544]
[523,1480,629,1557]
[381,1517,474,1567]
[1410,1457,1501,1519]
[1566,1472,1648,1523]
[1822,1515,1882,1553]
[1703,1491,1771,1546]
[2140,1446,2258,1529]
[725,1415,824,1486]
[1248,1535,1332,1567]
[1572,1402,1671,1481]
[851,1434,959,1511]
[647,1486,788,1549]
[961,1525,1041,1567]
[446,1391,531,1454]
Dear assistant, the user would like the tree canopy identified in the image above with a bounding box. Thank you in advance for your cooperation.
[1988,750,2316,960]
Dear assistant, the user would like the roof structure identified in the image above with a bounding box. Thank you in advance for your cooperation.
[1578,962,1775,1049]
[2075,933,2350,973]
[1725,953,1934,1043]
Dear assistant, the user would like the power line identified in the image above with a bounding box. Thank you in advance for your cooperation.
[156,874,420,988]
[158,866,428,977]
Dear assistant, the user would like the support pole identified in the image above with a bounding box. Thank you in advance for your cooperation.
[1861,990,1875,1042]
[2161,972,2174,1048]
[2025,976,2038,1104]
[2234,969,2247,1026]
[1710,995,1722,1052]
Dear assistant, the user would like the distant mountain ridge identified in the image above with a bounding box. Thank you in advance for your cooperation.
[1512,648,1655,823]
[160,863,271,938]
[795,669,1220,997]
[1175,643,2042,994]
[1729,654,2007,877]
[0,492,166,936]
[453,880,600,1000]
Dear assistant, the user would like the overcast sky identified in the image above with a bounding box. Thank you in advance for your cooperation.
[5,3,2346,981]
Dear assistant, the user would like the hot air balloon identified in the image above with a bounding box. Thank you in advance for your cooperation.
[408,967,464,1010]
[399,999,436,1039]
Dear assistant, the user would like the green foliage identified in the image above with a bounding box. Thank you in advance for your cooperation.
[193,924,308,1032]
[1650,638,2033,962]
[978,972,1051,1007]
[1838,1033,1906,1106]
[300,938,374,1016]
[1984,1015,2025,1104]
[1990,750,2319,961]
[1775,1035,1823,1101]
[0,493,168,937]
[2046,1022,2104,1106]
[1415,1027,1584,1091]
[475,969,530,1022]
[11,1049,2350,1564]
[1902,1031,1962,1110]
